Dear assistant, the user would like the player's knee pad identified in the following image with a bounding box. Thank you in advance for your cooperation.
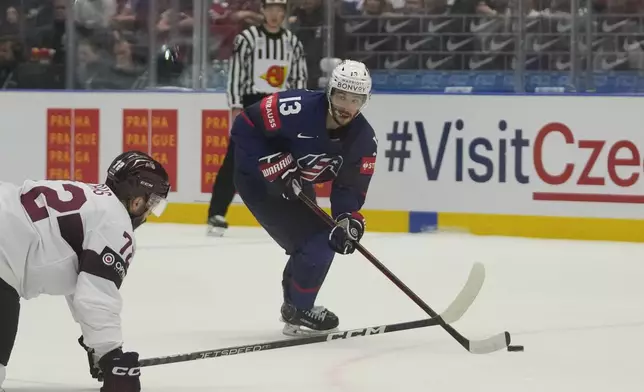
[295,231,335,267]
[288,232,335,291]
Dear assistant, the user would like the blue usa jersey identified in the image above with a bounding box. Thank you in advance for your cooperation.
[232,89,377,218]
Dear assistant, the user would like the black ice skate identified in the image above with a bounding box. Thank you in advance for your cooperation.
[280,302,339,336]
[206,215,228,237]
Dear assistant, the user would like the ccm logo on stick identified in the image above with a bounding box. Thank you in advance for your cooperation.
[112,367,141,376]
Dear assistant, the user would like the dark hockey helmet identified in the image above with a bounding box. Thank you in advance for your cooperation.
[106,151,170,230]
[156,44,184,85]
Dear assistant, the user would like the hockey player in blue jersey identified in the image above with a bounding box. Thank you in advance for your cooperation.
[230,59,377,336]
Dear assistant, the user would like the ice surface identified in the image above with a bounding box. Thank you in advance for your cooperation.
[4,223,644,391]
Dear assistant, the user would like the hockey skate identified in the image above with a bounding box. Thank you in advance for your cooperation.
[280,302,339,336]
[206,215,228,237]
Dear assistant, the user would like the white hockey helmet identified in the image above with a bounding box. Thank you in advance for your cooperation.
[326,59,372,107]
[326,60,372,124]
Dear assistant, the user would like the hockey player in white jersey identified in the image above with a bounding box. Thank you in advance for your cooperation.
[0,150,170,392]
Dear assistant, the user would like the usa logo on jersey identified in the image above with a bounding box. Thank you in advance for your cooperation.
[297,154,343,183]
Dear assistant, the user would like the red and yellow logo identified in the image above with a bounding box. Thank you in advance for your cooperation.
[260,65,286,88]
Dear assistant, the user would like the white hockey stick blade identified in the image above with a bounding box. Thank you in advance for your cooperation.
[439,262,485,324]
[468,331,512,354]
[434,263,512,354]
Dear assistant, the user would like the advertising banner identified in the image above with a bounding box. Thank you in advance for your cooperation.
[73,109,100,183]
[47,108,72,180]
[201,110,230,193]
[150,109,178,191]
[122,109,178,191]
[46,108,99,183]
[363,95,644,219]
[2,91,640,222]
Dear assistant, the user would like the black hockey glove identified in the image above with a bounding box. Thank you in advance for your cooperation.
[258,152,302,200]
[78,336,103,381]
[328,212,365,254]
[98,348,141,392]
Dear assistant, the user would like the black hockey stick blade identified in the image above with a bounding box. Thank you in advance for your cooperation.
[138,259,485,367]
[295,189,511,354]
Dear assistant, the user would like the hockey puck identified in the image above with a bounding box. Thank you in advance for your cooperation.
[507,345,524,352]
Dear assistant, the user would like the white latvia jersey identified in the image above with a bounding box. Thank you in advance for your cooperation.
[0,180,136,358]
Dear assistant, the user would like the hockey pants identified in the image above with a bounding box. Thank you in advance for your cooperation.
[0,276,19,386]
[235,173,335,310]
[208,138,236,219]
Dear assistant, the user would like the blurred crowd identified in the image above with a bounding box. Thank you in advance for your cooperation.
[338,0,644,72]
[1,0,643,90]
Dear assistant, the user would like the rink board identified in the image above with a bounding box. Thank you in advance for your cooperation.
[149,203,644,243]
[2,91,644,243]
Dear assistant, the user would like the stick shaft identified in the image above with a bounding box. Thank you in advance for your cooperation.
[297,192,474,351]
[138,317,440,367]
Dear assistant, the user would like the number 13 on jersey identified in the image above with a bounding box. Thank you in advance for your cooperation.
[260,94,302,132]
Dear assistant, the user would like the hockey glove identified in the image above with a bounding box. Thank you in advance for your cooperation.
[99,348,141,392]
[78,336,103,381]
[258,152,302,200]
[328,212,365,254]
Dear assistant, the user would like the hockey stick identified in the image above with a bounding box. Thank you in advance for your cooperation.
[138,318,439,368]
[296,191,511,354]
[138,260,484,367]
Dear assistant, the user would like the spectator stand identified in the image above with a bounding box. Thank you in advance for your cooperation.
[1,0,643,93]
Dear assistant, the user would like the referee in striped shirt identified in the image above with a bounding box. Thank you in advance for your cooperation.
[207,0,308,236]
